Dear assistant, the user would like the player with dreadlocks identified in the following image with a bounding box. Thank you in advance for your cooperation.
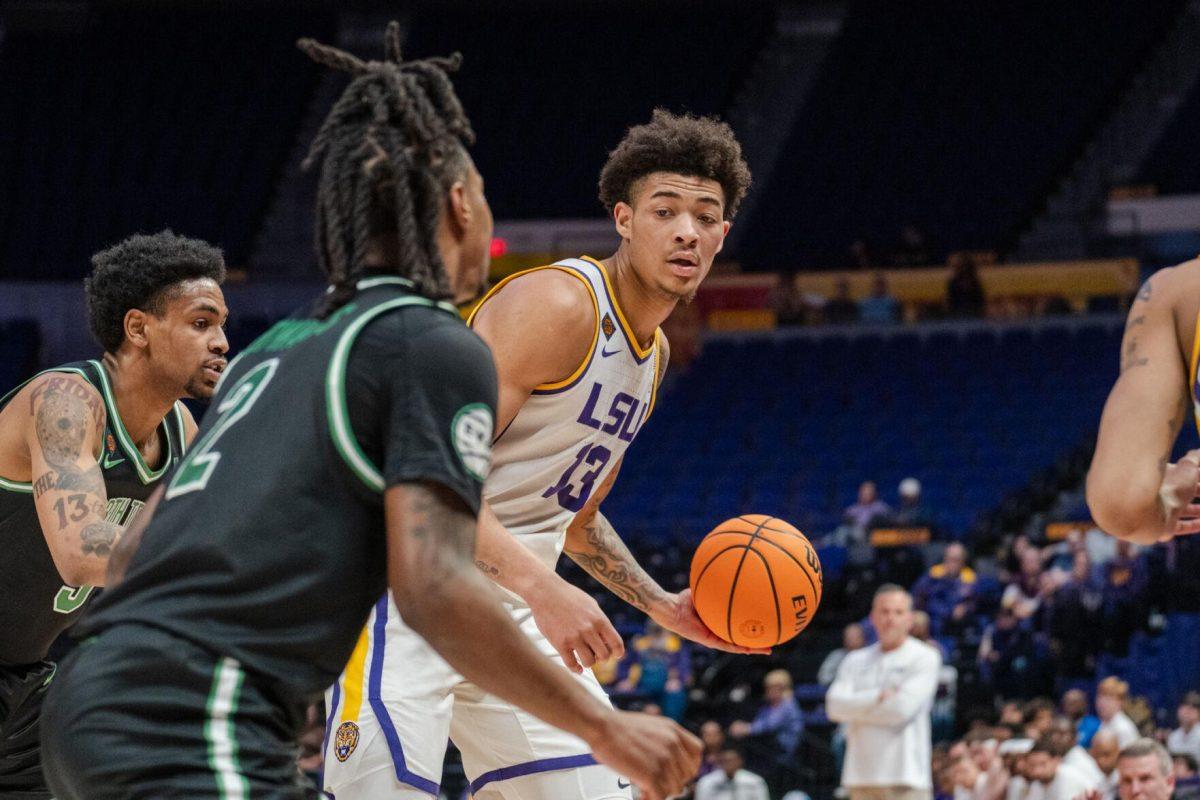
[40,23,698,800]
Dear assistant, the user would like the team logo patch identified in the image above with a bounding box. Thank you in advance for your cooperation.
[452,403,494,481]
[739,619,766,639]
[601,313,616,339]
[334,721,360,762]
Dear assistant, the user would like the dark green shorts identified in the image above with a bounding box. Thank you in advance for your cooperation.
[41,624,315,800]
[0,659,55,799]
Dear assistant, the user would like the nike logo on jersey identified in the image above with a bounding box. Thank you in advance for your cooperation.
[102,452,126,469]
[617,779,631,789]
[600,344,621,358]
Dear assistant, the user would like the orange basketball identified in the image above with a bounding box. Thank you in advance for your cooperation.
[689,515,823,647]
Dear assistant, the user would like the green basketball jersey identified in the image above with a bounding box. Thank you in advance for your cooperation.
[80,277,498,702]
[0,360,187,666]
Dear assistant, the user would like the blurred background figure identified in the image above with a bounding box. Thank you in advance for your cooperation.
[730,669,804,798]
[694,746,770,800]
[827,586,941,800]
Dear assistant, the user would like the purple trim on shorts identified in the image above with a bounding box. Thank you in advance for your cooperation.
[368,596,441,796]
[320,681,341,791]
[468,753,600,795]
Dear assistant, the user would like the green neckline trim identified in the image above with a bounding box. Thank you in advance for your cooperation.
[87,360,173,484]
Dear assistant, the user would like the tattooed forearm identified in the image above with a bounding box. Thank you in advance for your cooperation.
[404,484,476,586]
[1120,312,1149,373]
[80,521,120,557]
[564,513,669,613]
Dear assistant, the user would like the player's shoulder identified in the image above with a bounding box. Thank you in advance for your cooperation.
[17,366,104,411]
[474,265,596,336]
[1143,258,1200,303]
[359,303,490,365]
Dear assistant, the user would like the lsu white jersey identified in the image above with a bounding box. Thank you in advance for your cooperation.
[467,256,662,591]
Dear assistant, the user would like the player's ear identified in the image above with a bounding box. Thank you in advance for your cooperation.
[446,180,470,236]
[713,220,732,257]
[123,308,151,350]
[614,201,634,240]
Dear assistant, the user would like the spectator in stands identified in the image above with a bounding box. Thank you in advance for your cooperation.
[1173,752,1200,800]
[820,623,867,686]
[826,277,860,324]
[1000,533,1036,584]
[1110,739,1175,800]
[1048,718,1105,789]
[978,607,1048,699]
[1003,547,1049,621]
[1168,693,1200,764]
[893,224,933,268]
[729,669,803,796]
[698,720,726,780]
[912,542,976,636]
[1000,701,1026,731]
[1090,730,1121,799]
[1101,541,1148,656]
[1096,678,1140,748]
[827,584,941,800]
[1024,699,1058,741]
[694,746,770,800]
[859,272,900,323]
[1023,733,1095,800]
[945,253,985,318]
[1046,551,1103,679]
[614,621,691,721]
[844,480,892,542]
[949,754,986,800]
[1063,689,1102,749]
[892,477,935,529]
[774,276,809,326]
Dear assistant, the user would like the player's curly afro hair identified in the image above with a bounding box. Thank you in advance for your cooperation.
[598,109,751,221]
[84,230,226,354]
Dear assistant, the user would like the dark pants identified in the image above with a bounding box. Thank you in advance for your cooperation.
[0,660,55,799]
[41,624,313,800]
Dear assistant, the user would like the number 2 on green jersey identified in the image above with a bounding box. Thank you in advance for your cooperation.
[166,360,279,499]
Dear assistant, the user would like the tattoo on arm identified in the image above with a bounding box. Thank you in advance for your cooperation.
[404,485,476,586]
[1121,313,1149,373]
[31,377,106,493]
[564,514,669,612]
[80,522,120,557]
[476,559,500,577]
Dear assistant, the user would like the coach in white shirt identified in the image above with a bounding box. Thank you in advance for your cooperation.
[827,584,942,800]
[694,747,770,800]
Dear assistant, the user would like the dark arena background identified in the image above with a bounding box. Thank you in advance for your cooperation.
[4,1,1200,798]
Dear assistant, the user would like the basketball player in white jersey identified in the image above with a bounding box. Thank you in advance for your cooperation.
[323,110,755,800]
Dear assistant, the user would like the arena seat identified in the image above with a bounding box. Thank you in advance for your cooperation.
[0,7,335,279]
[603,321,1123,544]
[737,0,1186,267]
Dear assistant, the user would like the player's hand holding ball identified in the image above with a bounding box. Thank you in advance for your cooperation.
[689,515,823,647]
[589,709,701,800]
